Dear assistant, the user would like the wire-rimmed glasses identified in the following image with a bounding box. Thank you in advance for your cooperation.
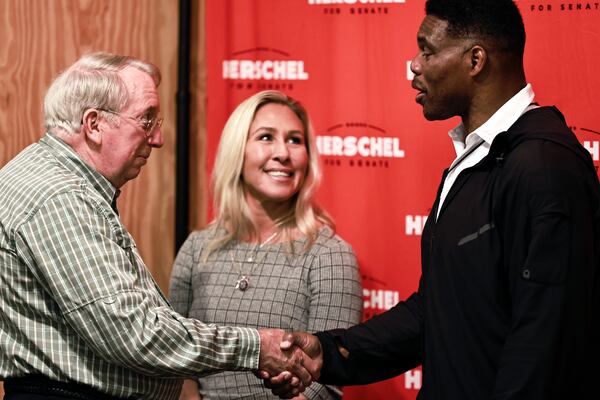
[98,108,163,137]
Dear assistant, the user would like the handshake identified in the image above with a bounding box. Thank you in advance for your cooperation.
[257,329,325,399]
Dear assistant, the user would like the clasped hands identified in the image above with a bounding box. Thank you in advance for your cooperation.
[257,329,323,399]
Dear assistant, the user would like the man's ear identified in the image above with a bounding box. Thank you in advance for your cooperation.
[467,45,487,77]
[81,109,102,146]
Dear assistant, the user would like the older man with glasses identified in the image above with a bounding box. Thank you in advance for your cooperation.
[0,52,316,400]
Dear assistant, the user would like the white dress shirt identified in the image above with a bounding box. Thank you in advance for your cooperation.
[436,83,536,220]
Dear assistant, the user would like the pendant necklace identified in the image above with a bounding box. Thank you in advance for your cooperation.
[232,230,279,291]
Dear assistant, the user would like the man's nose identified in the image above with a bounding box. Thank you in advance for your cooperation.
[147,127,164,148]
[410,55,421,75]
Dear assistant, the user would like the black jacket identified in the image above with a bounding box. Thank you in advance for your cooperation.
[316,107,600,399]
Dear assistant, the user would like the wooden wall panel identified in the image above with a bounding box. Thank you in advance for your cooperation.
[189,0,208,232]
[0,0,179,286]
[0,0,185,391]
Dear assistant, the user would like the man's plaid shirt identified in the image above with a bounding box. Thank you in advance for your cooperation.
[0,134,259,399]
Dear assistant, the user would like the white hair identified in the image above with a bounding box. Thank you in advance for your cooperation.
[43,52,160,133]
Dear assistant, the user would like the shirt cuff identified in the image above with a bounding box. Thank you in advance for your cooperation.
[232,327,261,370]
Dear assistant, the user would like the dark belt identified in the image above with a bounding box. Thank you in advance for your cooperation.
[3,375,131,400]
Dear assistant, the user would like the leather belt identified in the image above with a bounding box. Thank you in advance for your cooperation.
[3,375,132,400]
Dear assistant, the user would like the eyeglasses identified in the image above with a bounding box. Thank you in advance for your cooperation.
[98,108,163,137]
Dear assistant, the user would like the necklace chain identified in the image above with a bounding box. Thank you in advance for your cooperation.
[247,231,279,262]
[231,230,279,291]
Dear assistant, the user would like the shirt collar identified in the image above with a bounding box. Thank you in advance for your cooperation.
[40,133,120,206]
[448,83,535,155]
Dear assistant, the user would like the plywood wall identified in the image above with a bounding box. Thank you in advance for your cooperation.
[0,0,181,284]
[0,0,210,391]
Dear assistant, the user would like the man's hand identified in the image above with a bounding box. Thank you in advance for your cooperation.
[261,331,324,399]
[280,331,323,379]
[257,329,316,398]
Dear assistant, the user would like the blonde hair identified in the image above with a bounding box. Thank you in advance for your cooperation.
[44,52,161,133]
[208,90,333,255]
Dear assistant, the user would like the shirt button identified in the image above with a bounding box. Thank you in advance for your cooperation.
[103,296,116,304]
[522,269,531,279]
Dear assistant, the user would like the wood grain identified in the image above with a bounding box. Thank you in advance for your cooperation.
[189,0,208,232]
[0,0,198,391]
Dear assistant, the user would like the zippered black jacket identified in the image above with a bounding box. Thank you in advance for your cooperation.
[316,106,600,400]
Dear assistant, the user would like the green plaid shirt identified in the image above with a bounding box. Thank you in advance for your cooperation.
[0,134,259,399]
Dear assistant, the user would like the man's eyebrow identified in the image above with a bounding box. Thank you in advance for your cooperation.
[417,36,435,51]
[141,106,159,117]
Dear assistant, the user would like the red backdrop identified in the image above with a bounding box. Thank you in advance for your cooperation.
[204,1,600,398]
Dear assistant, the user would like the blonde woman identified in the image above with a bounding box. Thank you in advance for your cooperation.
[169,91,362,400]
